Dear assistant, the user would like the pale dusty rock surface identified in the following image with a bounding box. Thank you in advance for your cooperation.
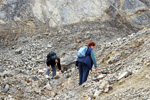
[1,0,150,100]
[1,20,150,99]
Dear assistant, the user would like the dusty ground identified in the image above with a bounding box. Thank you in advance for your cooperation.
[1,20,150,100]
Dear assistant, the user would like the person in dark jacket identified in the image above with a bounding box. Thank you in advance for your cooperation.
[76,41,98,85]
[45,53,62,79]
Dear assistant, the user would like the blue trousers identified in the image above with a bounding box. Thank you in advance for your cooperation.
[78,62,90,85]
[45,65,56,78]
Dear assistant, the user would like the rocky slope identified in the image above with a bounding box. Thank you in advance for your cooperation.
[1,0,150,100]
[1,20,150,100]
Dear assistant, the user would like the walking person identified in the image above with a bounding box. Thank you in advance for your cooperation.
[76,41,98,85]
[45,51,62,79]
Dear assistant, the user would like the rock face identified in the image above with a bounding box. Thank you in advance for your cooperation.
[106,0,150,28]
[1,0,150,47]
[0,0,149,28]
[0,0,109,24]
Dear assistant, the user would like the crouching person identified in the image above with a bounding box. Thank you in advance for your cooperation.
[45,51,62,79]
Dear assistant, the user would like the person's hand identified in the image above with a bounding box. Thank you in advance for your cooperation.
[55,59,59,63]
[95,67,98,71]
[48,66,51,70]
[59,70,62,74]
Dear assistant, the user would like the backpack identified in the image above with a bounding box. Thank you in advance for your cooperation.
[48,51,57,59]
[46,51,57,66]
[77,46,88,58]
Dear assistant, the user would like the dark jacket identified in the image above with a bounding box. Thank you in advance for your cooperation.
[46,57,61,70]
[76,47,93,70]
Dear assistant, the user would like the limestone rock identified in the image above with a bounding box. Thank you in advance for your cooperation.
[104,84,113,93]
[94,90,102,97]
[43,83,52,91]
[47,44,52,48]
[14,17,22,22]
[38,69,45,75]
[61,56,77,66]
[97,74,107,80]
[15,47,22,54]
[0,20,6,24]
[108,54,122,64]
[3,84,9,93]
[99,81,109,90]
[118,71,132,81]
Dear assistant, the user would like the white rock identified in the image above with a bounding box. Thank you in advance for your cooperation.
[14,16,21,22]
[8,95,15,100]
[0,20,6,24]
[47,44,52,48]
[43,83,52,91]
[118,71,132,81]
[94,90,102,97]
[87,97,92,100]
[97,74,107,80]
[104,86,109,93]
[99,81,109,89]
[15,47,22,54]
[104,84,113,93]
[37,55,41,60]
[38,69,44,74]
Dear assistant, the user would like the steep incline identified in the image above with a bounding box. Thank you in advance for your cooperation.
[1,21,150,100]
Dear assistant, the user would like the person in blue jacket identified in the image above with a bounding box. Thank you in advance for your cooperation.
[76,41,98,85]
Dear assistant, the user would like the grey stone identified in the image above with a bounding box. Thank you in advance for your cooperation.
[122,0,147,11]
[15,47,22,54]
[94,90,102,97]
[32,76,39,81]
[0,20,6,24]
[3,71,14,77]
[118,71,132,81]
[47,44,52,48]
[108,54,122,64]
[130,13,150,28]
[97,74,107,80]
[43,83,52,91]
[3,84,9,93]
[61,56,77,66]
[53,75,60,79]
[99,81,109,90]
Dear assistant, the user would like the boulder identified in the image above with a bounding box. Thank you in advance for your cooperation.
[61,56,77,66]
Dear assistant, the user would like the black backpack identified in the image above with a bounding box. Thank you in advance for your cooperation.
[46,51,57,66]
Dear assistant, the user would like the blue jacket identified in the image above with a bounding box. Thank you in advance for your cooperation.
[77,47,93,70]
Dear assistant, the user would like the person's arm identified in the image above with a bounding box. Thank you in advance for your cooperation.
[91,50,98,68]
[57,58,61,70]
[57,58,62,74]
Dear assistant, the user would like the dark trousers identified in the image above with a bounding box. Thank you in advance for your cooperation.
[78,62,89,85]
